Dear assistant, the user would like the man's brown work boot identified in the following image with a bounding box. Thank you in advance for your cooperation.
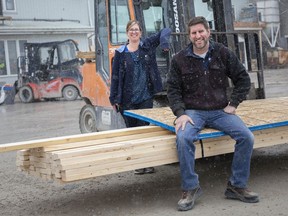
[225,181,259,203]
[177,186,203,211]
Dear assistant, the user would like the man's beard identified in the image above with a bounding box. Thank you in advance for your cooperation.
[193,38,208,50]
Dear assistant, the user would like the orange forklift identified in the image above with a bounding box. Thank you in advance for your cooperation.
[79,0,265,133]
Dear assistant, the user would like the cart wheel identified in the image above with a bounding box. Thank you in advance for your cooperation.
[19,86,34,103]
[79,104,98,133]
[62,85,78,101]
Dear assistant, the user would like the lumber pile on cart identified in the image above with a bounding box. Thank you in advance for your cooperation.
[123,97,288,157]
[1,97,288,183]
[12,125,288,183]
[13,124,288,183]
[124,97,288,135]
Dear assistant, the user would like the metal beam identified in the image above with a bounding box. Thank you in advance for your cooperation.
[0,0,3,16]
[212,0,234,46]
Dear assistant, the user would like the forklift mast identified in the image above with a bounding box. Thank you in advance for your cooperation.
[79,0,265,133]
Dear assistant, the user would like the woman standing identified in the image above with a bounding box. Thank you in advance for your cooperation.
[109,20,171,174]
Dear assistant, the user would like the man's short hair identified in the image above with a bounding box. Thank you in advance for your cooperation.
[187,16,210,33]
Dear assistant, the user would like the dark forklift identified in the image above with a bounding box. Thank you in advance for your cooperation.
[16,39,84,103]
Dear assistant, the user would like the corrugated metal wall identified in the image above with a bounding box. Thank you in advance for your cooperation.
[11,0,94,26]
[0,0,94,83]
[279,1,288,38]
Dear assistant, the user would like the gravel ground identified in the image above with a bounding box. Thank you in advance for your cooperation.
[0,68,288,216]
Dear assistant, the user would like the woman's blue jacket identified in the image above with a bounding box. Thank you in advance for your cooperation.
[109,28,171,106]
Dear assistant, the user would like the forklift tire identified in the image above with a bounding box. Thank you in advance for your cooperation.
[79,104,98,133]
[62,85,78,101]
[19,86,34,103]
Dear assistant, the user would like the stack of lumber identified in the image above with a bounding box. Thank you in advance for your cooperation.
[77,51,95,60]
[2,97,288,183]
[9,126,180,182]
[13,124,288,183]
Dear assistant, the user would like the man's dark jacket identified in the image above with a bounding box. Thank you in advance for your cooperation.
[167,41,251,117]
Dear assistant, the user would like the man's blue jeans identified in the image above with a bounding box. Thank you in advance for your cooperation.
[176,109,254,191]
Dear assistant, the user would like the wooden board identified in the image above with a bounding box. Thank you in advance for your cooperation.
[0,126,165,153]
[124,97,288,139]
[77,51,95,60]
[201,126,288,157]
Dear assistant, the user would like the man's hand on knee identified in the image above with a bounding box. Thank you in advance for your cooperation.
[174,115,194,133]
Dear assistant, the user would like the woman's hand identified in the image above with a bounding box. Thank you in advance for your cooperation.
[113,104,120,112]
